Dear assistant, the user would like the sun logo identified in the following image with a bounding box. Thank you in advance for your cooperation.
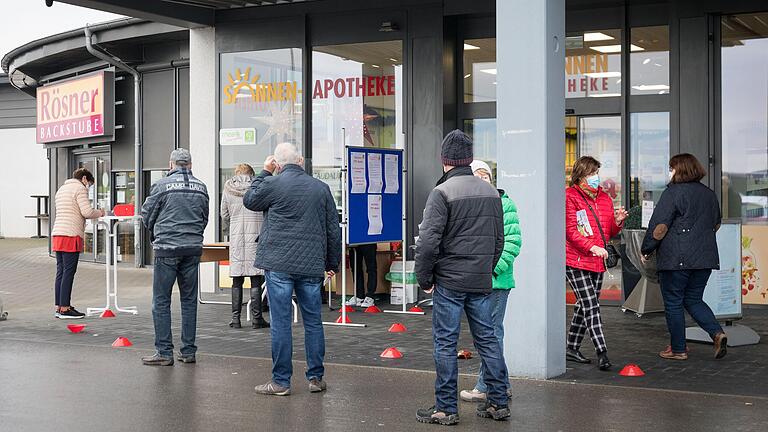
[223,67,261,104]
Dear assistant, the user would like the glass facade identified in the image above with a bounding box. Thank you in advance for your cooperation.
[721,13,768,224]
[312,41,404,206]
[578,116,623,207]
[630,26,670,95]
[463,118,497,180]
[629,112,670,209]
[565,29,622,98]
[219,48,303,237]
[463,38,497,103]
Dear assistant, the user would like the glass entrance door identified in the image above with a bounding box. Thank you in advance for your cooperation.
[73,152,111,263]
[565,115,623,304]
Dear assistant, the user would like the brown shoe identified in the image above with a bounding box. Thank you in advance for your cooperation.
[713,332,728,359]
[659,346,688,360]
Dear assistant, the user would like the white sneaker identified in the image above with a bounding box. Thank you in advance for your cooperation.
[460,388,487,402]
[344,297,362,307]
[360,297,375,308]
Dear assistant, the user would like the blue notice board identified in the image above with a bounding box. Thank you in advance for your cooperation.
[347,146,404,245]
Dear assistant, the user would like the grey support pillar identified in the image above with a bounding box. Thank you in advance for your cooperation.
[497,0,566,379]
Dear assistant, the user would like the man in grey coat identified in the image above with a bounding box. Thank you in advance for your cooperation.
[414,130,509,425]
[244,142,341,396]
[141,148,209,366]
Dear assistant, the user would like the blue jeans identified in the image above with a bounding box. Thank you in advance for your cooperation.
[152,255,200,358]
[432,285,509,413]
[265,271,325,388]
[474,289,510,393]
[658,269,723,353]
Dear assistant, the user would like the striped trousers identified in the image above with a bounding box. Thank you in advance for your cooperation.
[566,266,607,353]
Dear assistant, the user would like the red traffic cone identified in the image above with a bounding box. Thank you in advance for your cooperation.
[100,309,116,318]
[380,347,403,359]
[364,305,382,313]
[111,337,133,348]
[388,323,407,333]
[335,314,352,324]
[342,305,355,313]
[67,324,86,334]
[408,306,424,313]
[619,364,645,377]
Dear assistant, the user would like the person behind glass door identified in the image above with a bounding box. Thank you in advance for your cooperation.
[345,243,378,308]
[221,163,269,329]
[51,168,105,319]
[460,160,522,403]
[565,156,627,371]
[641,153,728,361]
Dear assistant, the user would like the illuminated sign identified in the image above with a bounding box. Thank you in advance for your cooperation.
[36,71,114,144]
[222,67,395,105]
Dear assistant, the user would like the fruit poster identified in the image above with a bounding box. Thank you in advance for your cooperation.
[742,225,768,305]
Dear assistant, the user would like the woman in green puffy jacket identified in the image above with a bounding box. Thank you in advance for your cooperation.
[461,160,522,403]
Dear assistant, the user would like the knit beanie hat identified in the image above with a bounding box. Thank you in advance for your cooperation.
[441,129,473,167]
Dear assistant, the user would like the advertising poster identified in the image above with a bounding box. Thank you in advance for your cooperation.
[742,225,768,305]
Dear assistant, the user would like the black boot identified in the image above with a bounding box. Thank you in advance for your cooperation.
[249,276,269,329]
[597,351,612,371]
[229,312,242,329]
[566,348,592,364]
[230,277,244,329]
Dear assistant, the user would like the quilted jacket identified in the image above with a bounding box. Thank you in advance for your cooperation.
[641,182,721,271]
[565,185,622,273]
[243,164,341,277]
[492,192,522,289]
[221,175,264,277]
[415,166,504,294]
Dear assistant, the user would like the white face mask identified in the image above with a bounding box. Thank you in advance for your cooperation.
[668,169,675,181]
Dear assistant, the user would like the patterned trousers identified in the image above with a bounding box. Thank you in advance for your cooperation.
[566,266,607,353]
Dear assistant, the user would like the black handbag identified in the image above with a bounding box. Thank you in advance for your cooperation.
[577,189,620,269]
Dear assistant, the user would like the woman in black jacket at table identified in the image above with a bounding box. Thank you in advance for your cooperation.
[641,153,727,361]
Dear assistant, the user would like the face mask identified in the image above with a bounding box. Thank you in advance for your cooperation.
[586,174,600,189]
[668,169,675,181]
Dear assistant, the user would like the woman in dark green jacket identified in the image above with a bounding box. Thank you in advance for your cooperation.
[461,160,522,402]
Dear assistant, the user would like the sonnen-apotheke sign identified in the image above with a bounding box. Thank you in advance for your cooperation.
[36,71,115,144]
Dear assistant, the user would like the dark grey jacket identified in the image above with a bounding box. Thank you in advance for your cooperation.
[415,166,504,294]
[141,167,209,257]
[641,182,721,271]
[243,164,342,277]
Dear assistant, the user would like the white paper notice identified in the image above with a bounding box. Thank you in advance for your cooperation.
[350,152,367,194]
[367,195,383,235]
[117,190,126,203]
[642,200,654,228]
[367,153,383,193]
[384,154,399,194]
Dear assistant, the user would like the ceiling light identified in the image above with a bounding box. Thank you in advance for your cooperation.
[642,58,651,65]
[480,68,497,75]
[389,58,398,62]
[371,64,380,68]
[632,84,670,91]
[589,93,621,98]
[584,72,621,78]
[464,73,471,79]
[589,44,645,54]
[584,32,614,42]
[464,43,480,50]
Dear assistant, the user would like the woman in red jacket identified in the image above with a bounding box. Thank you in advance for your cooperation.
[565,156,627,370]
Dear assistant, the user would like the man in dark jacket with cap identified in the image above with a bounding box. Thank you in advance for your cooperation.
[141,148,209,366]
[415,130,509,425]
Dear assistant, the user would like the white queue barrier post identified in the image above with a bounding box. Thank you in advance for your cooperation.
[384,144,424,316]
[87,216,139,316]
[247,281,298,324]
[324,129,366,328]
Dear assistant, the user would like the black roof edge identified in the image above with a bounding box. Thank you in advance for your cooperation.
[1,17,145,74]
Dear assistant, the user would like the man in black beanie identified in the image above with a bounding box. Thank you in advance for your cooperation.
[415,129,510,425]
